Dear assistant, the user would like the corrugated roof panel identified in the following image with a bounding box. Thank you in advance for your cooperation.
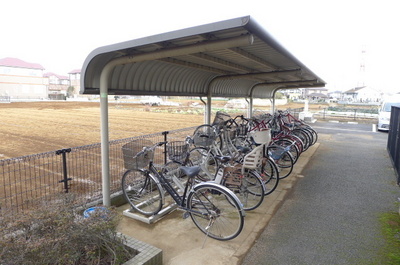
[107,61,215,96]
[81,16,325,98]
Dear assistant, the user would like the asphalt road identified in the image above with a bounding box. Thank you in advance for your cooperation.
[241,120,400,265]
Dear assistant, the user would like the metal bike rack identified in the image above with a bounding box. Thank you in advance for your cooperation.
[123,203,179,224]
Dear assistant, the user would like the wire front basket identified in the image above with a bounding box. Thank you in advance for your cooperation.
[212,111,231,130]
[122,139,154,170]
[193,126,218,147]
[166,141,189,162]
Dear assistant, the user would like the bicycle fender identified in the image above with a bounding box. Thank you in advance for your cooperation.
[192,182,245,213]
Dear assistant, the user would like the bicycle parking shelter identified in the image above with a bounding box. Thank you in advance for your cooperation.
[80,15,326,207]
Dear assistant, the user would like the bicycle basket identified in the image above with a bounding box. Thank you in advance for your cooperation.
[223,164,243,186]
[122,139,154,170]
[250,129,271,144]
[236,125,248,137]
[166,141,189,162]
[193,126,217,147]
[212,111,231,130]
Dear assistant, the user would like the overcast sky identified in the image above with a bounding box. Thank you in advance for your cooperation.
[1,0,399,92]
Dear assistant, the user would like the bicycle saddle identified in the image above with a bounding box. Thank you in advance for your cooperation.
[236,146,251,154]
[215,155,231,163]
[179,166,201,178]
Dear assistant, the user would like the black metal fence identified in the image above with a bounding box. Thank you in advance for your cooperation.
[0,108,305,213]
[315,107,379,121]
[387,106,400,185]
[0,126,196,213]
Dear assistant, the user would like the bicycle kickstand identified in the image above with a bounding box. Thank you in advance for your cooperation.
[201,217,215,249]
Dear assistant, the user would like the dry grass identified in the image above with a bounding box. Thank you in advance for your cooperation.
[0,101,204,159]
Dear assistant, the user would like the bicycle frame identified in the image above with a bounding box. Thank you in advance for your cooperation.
[148,161,192,209]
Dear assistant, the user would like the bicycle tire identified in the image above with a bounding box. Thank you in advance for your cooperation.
[260,157,280,195]
[279,135,304,154]
[271,138,300,164]
[121,169,163,216]
[189,147,218,181]
[292,129,310,151]
[303,126,318,146]
[187,183,244,241]
[162,161,186,180]
[268,146,294,179]
[300,127,314,148]
[225,170,265,211]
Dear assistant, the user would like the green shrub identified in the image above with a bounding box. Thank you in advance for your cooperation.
[0,196,136,264]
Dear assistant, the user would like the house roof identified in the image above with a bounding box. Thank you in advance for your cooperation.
[68,69,81,74]
[308,92,328,98]
[0,57,45,70]
[343,86,366,94]
[81,16,325,99]
[44,72,69,80]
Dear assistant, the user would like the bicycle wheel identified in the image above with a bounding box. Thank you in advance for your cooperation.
[279,135,304,154]
[187,183,244,241]
[268,146,294,179]
[303,126,318,146]
[260,157,280,195]
[121,169,163,216]
[292,129,310,151]
[189,147,218,181]
[271,138,300,164]
[162,161,185,181]
[229,170,265,211]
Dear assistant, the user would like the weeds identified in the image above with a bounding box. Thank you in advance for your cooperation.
[0,195,136,264]
[378,211,400,264]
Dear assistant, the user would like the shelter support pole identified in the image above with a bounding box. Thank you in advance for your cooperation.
[206,95,212,124]
[247,97,253,118]
[99,63,116,207]
[271,97,276,113]
[199,97,208,124]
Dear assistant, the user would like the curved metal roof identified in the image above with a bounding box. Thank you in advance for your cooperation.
[81,16,325,98]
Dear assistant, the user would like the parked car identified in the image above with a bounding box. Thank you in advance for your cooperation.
[378,99,400,131]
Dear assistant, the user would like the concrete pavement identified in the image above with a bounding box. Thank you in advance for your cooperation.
[117,140,319,264]
[241,121,400,264]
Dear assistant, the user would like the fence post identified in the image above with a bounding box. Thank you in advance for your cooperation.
[56,148,72,193]
[162,131,169,164]
[354,109,357,120]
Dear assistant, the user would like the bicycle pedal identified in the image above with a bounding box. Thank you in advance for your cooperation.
[182,212,190,219]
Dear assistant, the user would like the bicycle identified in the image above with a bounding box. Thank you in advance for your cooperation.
[121,139,245,241]
[192,116,279,196]
[189,129,266,211]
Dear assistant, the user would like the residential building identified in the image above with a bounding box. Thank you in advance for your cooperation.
[343,86,383,103]
[44,72,69,100]
[68,69,81,95]
[301,87,328,100]
[0,57,48,99]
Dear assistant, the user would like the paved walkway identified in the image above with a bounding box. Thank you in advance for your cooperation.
[116,121,400,264]
[241,121,400,264]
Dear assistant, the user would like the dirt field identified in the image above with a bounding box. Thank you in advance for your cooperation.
[0,101,207,159]
[0,100,325,160]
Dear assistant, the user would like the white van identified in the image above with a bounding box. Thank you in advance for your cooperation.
[378,99,400,131]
